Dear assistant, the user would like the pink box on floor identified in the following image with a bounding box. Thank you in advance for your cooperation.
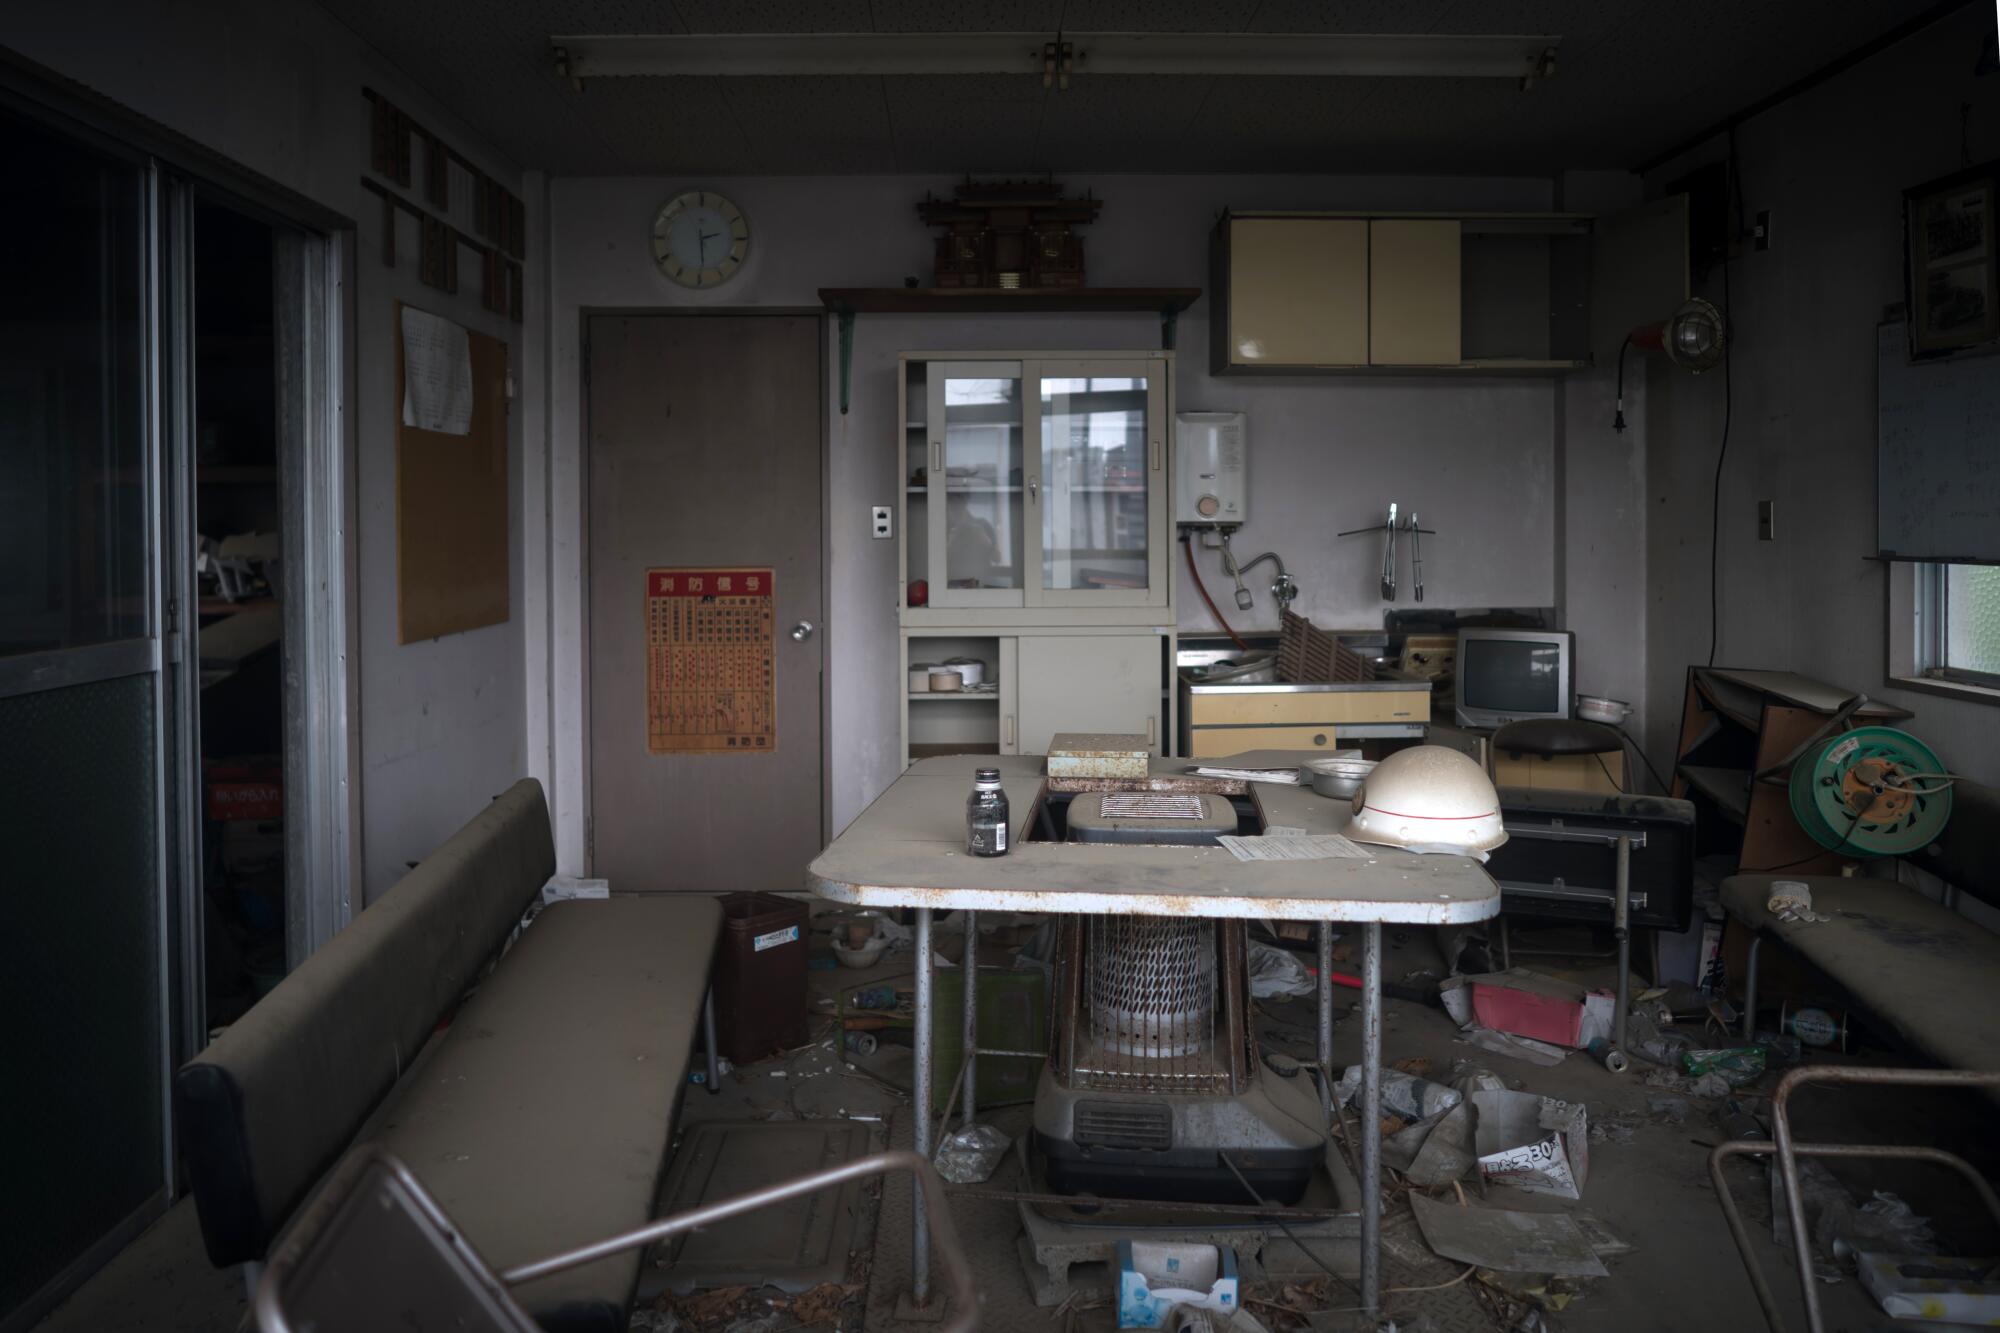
[1467,970,1601,1047]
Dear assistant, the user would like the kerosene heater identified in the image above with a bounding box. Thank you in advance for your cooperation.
[1029,792,1328,1205]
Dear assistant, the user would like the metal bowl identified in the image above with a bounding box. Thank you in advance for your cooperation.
[1304,757,1376,800]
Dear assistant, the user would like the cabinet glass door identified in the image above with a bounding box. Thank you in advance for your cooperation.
[925,361,1027,607]
[1033,360,1166,607]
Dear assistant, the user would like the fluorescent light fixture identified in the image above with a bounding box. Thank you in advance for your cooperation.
[551,32,1560,82]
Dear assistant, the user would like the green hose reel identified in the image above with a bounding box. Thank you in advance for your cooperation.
[1786,726,1954,857]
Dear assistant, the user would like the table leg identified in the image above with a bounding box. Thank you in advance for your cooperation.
[912,907,934,1308]
[1613,834,1632,1057]
[702,989,721,1095]
[962,909,978,1129]
[1316,922,1334,1075]
[1360,920,1382,1315]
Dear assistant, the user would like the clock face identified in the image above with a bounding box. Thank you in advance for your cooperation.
[652,191,749,288]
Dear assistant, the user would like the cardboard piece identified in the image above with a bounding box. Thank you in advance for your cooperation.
[1472,1090,1590,1199]
[1409,1194,1608,1278]
[1854,1251,2000,1323]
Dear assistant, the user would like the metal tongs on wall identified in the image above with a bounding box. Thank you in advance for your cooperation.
[1339,505,1437,603]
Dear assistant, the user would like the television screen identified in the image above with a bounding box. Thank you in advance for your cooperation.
[1462,638,1564,715]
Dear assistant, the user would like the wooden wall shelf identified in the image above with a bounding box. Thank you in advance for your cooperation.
[820,287,1201,411]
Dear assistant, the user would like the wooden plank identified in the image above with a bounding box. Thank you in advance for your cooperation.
[818,287,1199,315]
[395,303,509,643]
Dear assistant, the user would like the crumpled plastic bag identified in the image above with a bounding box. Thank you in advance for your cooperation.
[1767,879,1831,924]
[1334,1065,1464,1122]
[1246,940,1316,999]
[1682,1046,1767,1087]
[933,1123,1011,1184]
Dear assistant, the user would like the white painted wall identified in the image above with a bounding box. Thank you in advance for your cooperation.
[1641,3,2000,788]
[2,0,529,903]
[545,171,1599,864]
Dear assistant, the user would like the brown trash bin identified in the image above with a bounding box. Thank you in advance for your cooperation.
[713,892,810,1063]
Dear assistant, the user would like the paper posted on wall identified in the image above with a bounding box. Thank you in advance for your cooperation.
[401,306,473,435]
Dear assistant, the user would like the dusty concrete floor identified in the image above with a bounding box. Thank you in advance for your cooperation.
[34,915,1997,1333]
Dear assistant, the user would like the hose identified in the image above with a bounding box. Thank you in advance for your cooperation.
[1181,533,1249,651]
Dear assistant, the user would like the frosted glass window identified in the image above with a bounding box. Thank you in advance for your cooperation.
[1943,563,2000,678]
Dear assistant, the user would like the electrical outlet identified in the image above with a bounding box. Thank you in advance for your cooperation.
[1754,209,1772,252]
[872,506,893,539]
[1758,499,1776,541]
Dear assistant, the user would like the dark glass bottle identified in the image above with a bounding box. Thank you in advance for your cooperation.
[966,767,1010,857]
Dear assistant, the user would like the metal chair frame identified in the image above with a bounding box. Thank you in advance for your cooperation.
[254,1146,979,1333]
[1707,1064,2000,1333]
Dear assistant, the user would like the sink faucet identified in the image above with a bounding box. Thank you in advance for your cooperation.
[1219,531,1298,612]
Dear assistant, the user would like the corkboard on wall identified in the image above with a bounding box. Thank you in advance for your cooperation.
[395,302,509,643]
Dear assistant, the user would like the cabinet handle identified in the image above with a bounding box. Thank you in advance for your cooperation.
[1151,438,1162,472]
[1028,478,1038,502]
[1146,715,1157,745]
[1004,713,1016,747]
[931,441,941,474]
[1313,733,1328,746]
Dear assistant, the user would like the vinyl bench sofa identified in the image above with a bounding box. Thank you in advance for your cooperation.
[1721,776,2000,1074]
[175,778,723,1332]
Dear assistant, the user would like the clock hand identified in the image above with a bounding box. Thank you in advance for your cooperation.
[698,229,718,263]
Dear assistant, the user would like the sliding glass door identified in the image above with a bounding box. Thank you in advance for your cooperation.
[0,103,172,1324]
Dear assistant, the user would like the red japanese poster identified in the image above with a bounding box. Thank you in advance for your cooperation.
[644,567,775,755]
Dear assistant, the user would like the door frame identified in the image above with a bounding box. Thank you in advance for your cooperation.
[0,40,361,1107]
[575,307,832,873]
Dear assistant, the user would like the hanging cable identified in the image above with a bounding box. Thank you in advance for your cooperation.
[1182,532,1249,651]
[1707,255,1733,668]
[1613,333,1634,431]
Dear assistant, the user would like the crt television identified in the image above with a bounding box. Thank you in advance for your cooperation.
[1454,628,1574,728]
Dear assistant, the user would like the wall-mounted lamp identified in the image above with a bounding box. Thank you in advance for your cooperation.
[1614,297,1727,431]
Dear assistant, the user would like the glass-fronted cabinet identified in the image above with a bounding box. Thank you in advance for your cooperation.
[905,353,1169,614]
[924,361,1027,608]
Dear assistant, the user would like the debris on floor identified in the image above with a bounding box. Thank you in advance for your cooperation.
[1409,1193,1609,1279]
[1470,1090,1589,1199]
[932,1122,1011,1184]
[1855,1251,2000,1323]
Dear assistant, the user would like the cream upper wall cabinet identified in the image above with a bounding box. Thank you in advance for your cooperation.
[1220,217,1369,368]
[1210,211,1594,374]
[1369,219,1461,366]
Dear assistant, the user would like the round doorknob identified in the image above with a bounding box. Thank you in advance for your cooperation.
[790,620,815,642]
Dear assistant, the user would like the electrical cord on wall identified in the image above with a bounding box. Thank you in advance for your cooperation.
[1706,258,1734,668]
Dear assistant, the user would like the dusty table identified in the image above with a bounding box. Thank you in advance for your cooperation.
[806,753,1501,1318]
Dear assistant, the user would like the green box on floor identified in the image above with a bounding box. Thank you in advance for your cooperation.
[929,966,1047,1113]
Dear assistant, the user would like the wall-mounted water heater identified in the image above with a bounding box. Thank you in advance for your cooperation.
[1175,411,1247,526]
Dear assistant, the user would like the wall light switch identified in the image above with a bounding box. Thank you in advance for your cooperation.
[872,506,893,539]
[1757,499,1776,541]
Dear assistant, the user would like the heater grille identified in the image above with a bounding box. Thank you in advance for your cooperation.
[1073,1100,1173,1151]
[1071,916,1234,1093]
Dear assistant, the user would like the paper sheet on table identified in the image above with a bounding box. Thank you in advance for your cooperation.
[1219,833,1373,862]
[401,306,473,435]
[1187,766,1304,785]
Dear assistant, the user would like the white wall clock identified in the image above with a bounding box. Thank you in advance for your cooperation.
[651,190,749,288]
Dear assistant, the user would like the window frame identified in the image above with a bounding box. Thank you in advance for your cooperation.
[1891,559,2000,703]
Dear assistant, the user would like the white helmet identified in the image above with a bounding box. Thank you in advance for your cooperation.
[1347,745,1508,855]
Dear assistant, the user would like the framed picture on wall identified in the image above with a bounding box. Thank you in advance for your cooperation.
[1905,163,2000,356]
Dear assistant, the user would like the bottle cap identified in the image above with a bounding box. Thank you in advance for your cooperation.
[975,767,1002,784]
